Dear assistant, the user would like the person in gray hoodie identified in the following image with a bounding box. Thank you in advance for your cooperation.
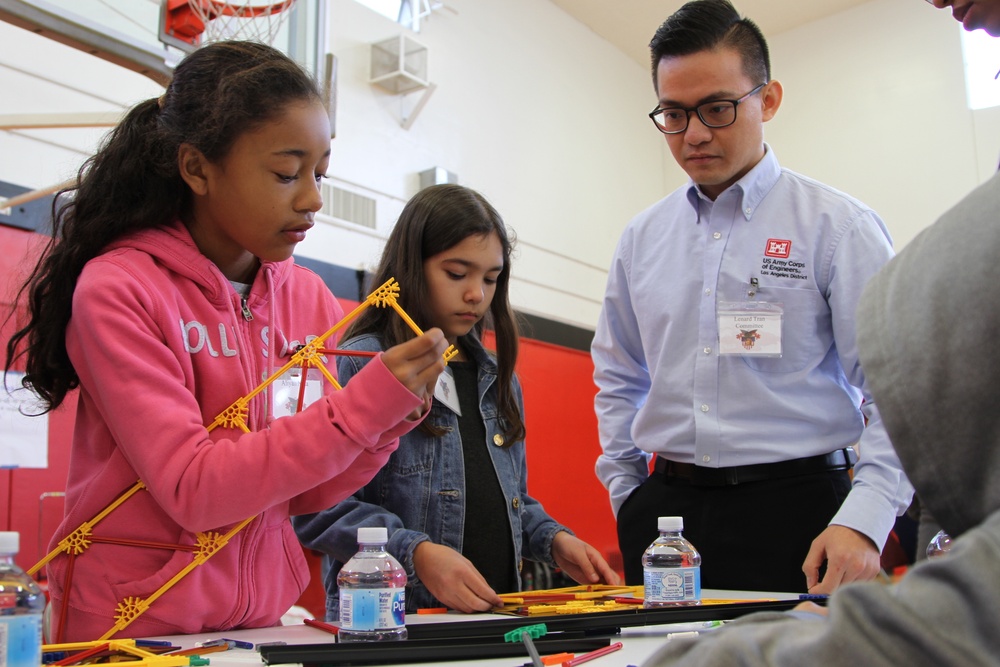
[642,1,1000,664]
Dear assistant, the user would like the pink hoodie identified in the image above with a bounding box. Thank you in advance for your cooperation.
[47,221,420,641]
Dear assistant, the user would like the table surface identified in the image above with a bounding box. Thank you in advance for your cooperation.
[145,590,800,667]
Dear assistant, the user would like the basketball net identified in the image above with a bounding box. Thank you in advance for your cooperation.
[166,0,297,47]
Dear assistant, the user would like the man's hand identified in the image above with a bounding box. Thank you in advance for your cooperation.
[792,600,829,616]
[412,541,503,612]
[802,524,881,594]
[551,531,622,586]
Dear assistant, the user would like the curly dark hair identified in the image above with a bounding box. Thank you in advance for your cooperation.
[4,40,323,412]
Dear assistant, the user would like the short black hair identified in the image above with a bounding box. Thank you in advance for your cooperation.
[649,0,770,88]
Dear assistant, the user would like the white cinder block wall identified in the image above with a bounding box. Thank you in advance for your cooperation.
[1,0,996,331]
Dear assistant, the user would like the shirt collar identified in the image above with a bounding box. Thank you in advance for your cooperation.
[684,144,780,222]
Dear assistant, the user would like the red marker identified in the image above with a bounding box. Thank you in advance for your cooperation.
[304,617,340,636]
[563,641,623,666]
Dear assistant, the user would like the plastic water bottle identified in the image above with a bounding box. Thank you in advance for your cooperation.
[337,527,407,642]
[926,529,952,559]
[642,516,701,607]
[0,532,45,667]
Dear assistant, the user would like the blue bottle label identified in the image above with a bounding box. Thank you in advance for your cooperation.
[0,614,43,667]
[339,589,406,631]
[644,566,701,603]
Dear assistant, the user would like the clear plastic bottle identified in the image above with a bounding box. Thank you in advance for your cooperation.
[337,527,407,642]
[642,516,701,607]
[926,529,953,559]
[0,532,45,667]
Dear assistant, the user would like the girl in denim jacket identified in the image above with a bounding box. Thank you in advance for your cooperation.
[294,184,619,616]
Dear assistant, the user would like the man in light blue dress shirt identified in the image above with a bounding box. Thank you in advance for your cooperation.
[592,0,913,593]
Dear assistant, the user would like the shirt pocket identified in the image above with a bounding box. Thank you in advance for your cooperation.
[739,285,831,374]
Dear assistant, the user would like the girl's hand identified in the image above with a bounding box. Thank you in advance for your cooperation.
[381,329,448,411]
[412,541,503,612]
[551,531,622,586]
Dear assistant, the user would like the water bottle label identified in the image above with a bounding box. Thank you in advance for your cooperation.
[0,615,43,667]
[644,566,701,603]
[339,589,406,631]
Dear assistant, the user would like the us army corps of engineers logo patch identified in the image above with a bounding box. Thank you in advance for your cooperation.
[761,238,808,281]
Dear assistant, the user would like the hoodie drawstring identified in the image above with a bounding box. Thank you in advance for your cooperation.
[264,265,277,428]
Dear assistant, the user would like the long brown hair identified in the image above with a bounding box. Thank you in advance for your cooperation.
[345,184,525,444]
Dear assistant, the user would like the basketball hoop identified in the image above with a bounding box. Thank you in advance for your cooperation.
[162,0,297,50]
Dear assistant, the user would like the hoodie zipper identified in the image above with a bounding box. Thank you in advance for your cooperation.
[241,297,254,321]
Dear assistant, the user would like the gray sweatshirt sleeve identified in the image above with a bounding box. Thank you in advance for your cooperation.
[642,512,1000,667]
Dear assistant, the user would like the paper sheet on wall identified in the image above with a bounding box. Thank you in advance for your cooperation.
[1,371,48,468]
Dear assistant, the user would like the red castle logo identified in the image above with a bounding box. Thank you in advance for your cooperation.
[765,239,791,258]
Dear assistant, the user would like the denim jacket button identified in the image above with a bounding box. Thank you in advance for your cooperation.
[493,434,504,446]
[512,497,520,509]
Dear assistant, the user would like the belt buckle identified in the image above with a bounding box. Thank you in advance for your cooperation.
[845,447,858,467]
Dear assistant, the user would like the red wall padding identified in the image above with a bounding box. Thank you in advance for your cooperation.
[500,334,620,570]
[1,226,76,573]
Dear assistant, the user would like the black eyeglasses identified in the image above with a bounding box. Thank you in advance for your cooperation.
[649,83,767,134]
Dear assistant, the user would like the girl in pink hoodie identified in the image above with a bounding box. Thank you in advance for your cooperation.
[4,40,446,642]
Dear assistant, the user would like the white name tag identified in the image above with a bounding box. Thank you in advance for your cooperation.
[717,301,783,357]
[434,367,461,416]
[271,367,323,418]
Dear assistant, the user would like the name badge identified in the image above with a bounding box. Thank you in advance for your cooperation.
[717,301,783,357]
[434,367,461,416]
[271,367,323,418]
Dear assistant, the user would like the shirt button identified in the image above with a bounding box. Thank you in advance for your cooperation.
[493,434,504,446]
[704,288,711,295]
[745,207,752,215]
[712,232,722,240]
[702,455,711,463]
[703,347,712,354]
[700,404,710,412]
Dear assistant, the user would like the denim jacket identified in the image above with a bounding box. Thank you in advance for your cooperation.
[292,332,569,618]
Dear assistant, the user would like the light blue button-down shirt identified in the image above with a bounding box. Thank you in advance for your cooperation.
[592,146,913,550]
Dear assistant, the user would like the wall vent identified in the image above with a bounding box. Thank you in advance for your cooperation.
[321,183,377,229]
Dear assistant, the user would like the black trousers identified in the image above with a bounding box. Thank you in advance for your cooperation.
[617,468,852,592]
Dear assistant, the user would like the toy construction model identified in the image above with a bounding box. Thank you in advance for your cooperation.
[29,278,456,642]
[496,585,643,616]
[494,585,780,616]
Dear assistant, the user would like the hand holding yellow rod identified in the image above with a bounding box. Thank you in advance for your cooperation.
[31,278,454,642]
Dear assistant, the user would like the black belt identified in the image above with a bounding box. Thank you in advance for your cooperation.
[654,448,856,487]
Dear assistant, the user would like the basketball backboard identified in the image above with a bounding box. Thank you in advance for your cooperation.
[0,0,326,86]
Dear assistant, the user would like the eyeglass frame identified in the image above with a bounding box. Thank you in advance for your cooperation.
[648,83,768,135]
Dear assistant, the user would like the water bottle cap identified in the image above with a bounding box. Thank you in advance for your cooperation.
[357,527,389,544]
[0,532,19,554]
[658,516,683,532]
